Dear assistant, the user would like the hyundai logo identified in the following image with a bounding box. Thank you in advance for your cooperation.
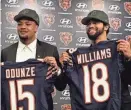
[42,0,53,7]
[43,35,54,41]
[126,22,131,28]
[6,0,18,4]
[60,18,71,25]
[7,34,18,40]
[76,3,87,9]
[62,90,70,97]
[77,37,88,43]
[109,5,120,11]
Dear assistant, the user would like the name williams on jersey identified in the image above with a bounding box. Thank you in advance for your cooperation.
[77,48,111,64]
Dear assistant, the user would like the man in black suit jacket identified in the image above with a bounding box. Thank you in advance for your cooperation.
[1,39,59,63]
[1,8,66,110]
[121,36,131,110]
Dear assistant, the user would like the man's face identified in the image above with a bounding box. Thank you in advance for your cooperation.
[17,19,38,40]
[86,20,105,41]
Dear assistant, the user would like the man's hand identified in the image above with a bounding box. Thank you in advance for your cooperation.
[59,52,73,67]
[117,39,131,59]
[46,65,58,79]
[43,56,58,66]
[43,56,59,79]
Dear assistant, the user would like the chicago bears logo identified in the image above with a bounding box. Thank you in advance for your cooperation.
[42,14,55,27]
[110,18,121,31]
[92,0,104,10]
[76,16,85,29]
[124,2,131,15]
[24,0,37,7]
[60,32,72,46]
[6,12,17,26]
[61,104,71,110]
[59,0,72,11]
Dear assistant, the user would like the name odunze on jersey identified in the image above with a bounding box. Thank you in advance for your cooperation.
[5,67,36,79]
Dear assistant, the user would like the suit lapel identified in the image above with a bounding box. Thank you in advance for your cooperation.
[36,40,46,59]
[10,43,18,62]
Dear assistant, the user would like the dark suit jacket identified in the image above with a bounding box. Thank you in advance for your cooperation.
[121,61,131,110]
[1,39,66,110]
[1,40,59,62]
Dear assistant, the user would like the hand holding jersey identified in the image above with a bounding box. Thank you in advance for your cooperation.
[40,56,61,79]
[117,39,131,60]
[59,52,73,67]
[32,56,60,79]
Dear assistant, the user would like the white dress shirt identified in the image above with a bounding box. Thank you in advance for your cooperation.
[16,39,37,62]
[16,39,61,75]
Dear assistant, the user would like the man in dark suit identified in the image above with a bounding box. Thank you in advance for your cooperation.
[121,36,131,110]
[1,8,65,110]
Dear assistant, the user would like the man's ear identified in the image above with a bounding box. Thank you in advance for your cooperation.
[35,25,38,33]
[104,25,109,31]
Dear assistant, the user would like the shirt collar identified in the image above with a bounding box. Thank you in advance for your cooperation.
[18,39,37,51]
